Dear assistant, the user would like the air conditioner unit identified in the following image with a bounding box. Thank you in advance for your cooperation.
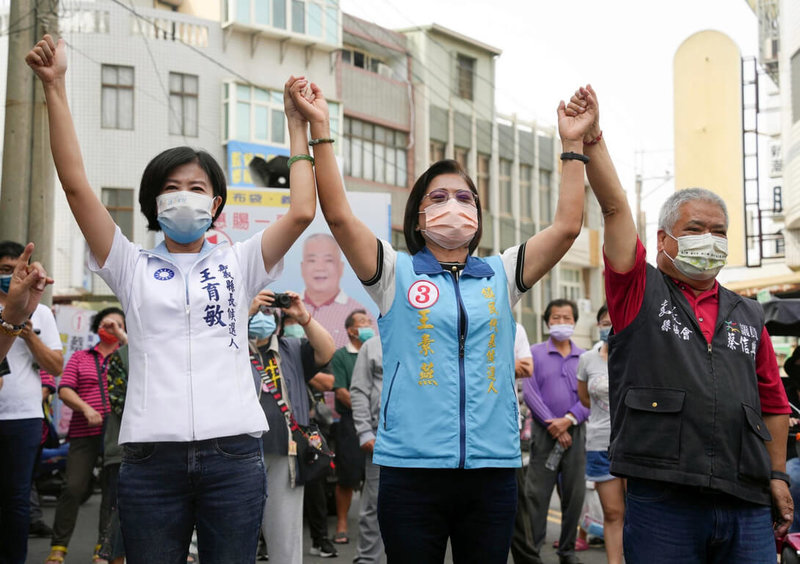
[377,63,394,79]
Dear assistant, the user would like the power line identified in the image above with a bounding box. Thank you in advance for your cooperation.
[126,0,188,145]
[107,0,257,87]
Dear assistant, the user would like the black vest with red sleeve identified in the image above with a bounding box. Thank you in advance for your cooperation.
[608,264,772,505]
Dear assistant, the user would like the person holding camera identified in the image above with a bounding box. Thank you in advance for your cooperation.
[248,289,335,564]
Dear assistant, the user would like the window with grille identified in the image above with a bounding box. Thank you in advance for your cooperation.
[101,188,134,239]
[101,65,134,130]
[169,72,198,137]
[499,158,512,213]
[343,117,408,186]
[539,170,552,225]
[476,153,490,211]
[558,267,584,302]
[456,54,475,101]
[520,164,533,220]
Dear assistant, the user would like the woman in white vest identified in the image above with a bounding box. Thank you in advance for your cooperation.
[27,35,317,564]
[288,82,597,562]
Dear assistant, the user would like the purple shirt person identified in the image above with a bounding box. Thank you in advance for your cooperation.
[522,299,588,562]
[523,339,588,428]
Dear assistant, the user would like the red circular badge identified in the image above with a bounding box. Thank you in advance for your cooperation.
[407,280,439,309]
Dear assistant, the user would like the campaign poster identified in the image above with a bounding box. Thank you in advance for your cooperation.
[208,186,391,347]
[52,305,98,435]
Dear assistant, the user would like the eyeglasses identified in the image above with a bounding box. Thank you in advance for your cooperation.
[422,189,478,206]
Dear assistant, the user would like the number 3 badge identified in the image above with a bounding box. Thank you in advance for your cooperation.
[408,280,439,309]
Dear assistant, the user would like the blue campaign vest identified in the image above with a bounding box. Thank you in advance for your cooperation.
[374,247,521,469]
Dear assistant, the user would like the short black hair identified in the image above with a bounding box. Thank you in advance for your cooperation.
[543,299,579,325]
[90,307,125,334]
[138,147,227,231]
[345,309,368,330]
[0,241,25,262]
[403,159,482,255]
[596,304,608,323]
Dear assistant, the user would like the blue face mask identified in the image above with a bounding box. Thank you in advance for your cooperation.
[248,312,276,340]
[156,192,214,245]
[0,274,10,294]
[283,324,305,339]
[599,327,611,343]
[357,327,375,342]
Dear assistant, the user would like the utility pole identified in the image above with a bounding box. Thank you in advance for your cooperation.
[635,173,646,247]
[0,0,58,304]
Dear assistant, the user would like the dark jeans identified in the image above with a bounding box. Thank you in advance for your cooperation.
[510,464,539,564]
[624,478,774,563]
[98,464,125,560]
[304,475,330,543]
[525,423,585,559]
[378,466,516,564]
[335,412,365,488]
[118,434,266,564]
[0,417,42,564]
[51,434,104,547]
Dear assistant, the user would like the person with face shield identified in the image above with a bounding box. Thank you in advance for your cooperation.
[27,34,317,564]
[247,289,334,564]
[567,86,791,563]
[288,79,596,562]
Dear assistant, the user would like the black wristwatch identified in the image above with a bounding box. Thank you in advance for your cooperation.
[771,470,791,487]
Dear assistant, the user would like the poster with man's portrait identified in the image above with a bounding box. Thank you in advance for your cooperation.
[208,185,390,346]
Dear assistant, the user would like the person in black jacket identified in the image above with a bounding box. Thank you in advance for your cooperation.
[568,85,792,563]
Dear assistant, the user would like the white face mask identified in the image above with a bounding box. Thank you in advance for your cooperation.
[662,231,728,281]
[156,192,214,244]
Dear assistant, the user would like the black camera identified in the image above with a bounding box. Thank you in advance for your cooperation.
[272,293,292,309]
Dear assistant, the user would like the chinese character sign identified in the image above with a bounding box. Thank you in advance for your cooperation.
[53,305,99,435]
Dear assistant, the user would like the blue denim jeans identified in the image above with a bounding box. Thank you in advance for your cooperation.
[118,434,266,564]
[0,418,42,564]
[624,478,775,564]
[378,466,517,564]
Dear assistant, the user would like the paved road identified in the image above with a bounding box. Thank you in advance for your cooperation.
[27,489,608,563]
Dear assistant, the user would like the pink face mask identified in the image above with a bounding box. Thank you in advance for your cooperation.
[420,199,479,250]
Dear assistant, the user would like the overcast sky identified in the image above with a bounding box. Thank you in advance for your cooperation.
[339,0,762,255]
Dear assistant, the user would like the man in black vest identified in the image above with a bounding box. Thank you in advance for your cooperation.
[567,86,793,562]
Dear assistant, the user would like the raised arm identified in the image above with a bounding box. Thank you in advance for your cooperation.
[26,35,116,266]
[0,243,53,361]
[568,85,638,273]
[258,77,317,272]
[519,88,596,288]
[289,82,379,282]
[282,290,335,367]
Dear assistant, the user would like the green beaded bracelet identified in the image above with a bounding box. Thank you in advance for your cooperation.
[308,137,335,146]
[287,154,315,167]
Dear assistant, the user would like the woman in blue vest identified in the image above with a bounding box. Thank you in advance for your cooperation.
[289,83,597,562]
